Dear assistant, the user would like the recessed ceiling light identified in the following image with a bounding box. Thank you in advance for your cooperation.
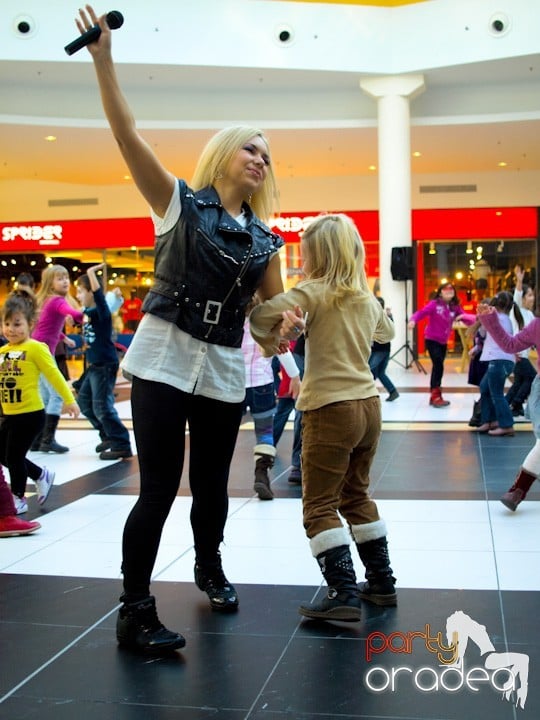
[123,175,131,181]
[498,161,507,167]
[44,135,56,142]
[368,165,377,171]
[412,151,422,158]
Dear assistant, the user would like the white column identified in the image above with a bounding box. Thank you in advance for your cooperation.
[360,75,424,364]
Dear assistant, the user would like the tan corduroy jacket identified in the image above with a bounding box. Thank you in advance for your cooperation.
[249,280,395,412]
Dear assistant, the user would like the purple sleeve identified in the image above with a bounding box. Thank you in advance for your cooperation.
[410,300,435,323]
[456,312,476,325]
[55,297,84,324]
[481,312,540,355]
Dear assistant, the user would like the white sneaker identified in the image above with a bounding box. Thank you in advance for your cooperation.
[35,467,55,505]
[12,494,28,515]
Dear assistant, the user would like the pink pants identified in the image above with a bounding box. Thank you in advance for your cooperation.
[0,466,16,517]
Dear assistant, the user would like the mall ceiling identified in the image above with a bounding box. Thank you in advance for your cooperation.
[1,53,539,188]
[0,2,539,188]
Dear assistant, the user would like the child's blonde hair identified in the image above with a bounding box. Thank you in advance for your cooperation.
[36,264,70,307]
[191,126,279,222]
[301,213,370,307]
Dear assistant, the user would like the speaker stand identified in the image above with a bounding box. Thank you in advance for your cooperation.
[390,281,427,374]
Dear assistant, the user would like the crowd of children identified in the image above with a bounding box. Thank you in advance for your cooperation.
[0,263,131,536]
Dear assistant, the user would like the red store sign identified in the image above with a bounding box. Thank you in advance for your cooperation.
[0,218,154,251]
[1,207,536,281]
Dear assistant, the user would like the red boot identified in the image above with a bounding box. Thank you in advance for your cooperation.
[430,387,450,407]
[0,516,41,537]
[500,468,537,511]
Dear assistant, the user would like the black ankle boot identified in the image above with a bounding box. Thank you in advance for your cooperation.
[116,595,186,652]
[253,444,275,500]
[30,431,43,451]
[299,544,362,622]
[194,554,239,612]
[356,536,397,606]
[39,415,69,454]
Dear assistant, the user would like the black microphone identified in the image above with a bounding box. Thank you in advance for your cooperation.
[64,11,124,56]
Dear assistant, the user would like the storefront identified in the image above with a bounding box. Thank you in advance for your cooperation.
[1,208,538,341]
[0,217,155,305]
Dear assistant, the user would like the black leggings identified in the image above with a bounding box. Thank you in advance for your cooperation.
[425,339,447,389]
[0,410,44,497]
[122,378,244,597]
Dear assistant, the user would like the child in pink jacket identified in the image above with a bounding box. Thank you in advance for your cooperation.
[479,302,540,511]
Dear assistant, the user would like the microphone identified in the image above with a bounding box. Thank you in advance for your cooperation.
[64,11,124,56]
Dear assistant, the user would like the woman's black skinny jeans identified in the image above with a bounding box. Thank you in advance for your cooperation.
[121,377,244,598]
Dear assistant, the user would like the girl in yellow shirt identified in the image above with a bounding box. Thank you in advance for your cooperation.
[0,290,79,514]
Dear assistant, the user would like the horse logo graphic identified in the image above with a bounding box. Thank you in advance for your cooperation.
[446,610,529,709]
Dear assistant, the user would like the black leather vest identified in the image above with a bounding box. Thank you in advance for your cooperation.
[141,180,284,347]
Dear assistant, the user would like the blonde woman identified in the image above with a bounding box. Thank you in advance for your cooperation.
[75,5,286,652]
[251,214,396,622]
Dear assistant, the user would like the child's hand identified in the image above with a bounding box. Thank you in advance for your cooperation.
[477,304,495,316]
[88,263,106,274]
[289,375,301,400]
[65,402,80,418]
[280,306,305,340]
[276,338,290,354]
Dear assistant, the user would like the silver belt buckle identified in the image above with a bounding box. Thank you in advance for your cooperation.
[203,300,222,325]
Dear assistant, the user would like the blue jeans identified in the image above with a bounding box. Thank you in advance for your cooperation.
[505,357,536,406]
[480,359,515,429]
[291,407,302,469]
[527,375,540,438]
[243,382,276,446]
[38,375,64,415]
[369,350,396,394]
[274,396,294,445]
[76,362,131,450]
[273,352,304,469]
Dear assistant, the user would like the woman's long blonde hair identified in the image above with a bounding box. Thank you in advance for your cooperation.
[301,214,370,308]
[191,126,279,222]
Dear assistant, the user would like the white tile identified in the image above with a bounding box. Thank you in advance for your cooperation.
[491,521,540,552]
[379,499,491,523]
[229,497,304,521]
[391,549,499,590]
[26,429,137,486]
[155,545,323,586]
[388,520,493,552]
[6,539,124,578]
[494,551,540,590]
[0,535,56,571]
[224,516,307,549]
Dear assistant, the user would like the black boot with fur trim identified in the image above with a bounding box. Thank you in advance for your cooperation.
[299,544,362,622]
[352,519,397,606]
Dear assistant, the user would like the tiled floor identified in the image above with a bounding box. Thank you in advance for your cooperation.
[1,357,538,718]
